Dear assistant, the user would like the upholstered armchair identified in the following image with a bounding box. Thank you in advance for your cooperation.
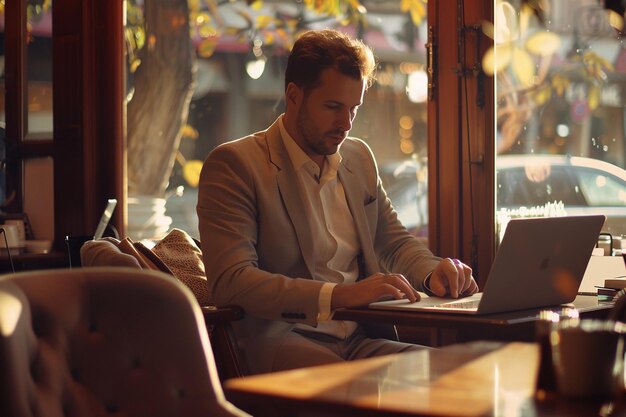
[79,231,249,381]
[0,267,249,417]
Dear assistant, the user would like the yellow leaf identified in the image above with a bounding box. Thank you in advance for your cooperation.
[347,0,367,14]
[256,15,274,29]
[533,84,552,106]
[525,31,560,56]
[410,6,425,26]
[183,160,204,188]
[180,124,199,140]
[482,20,495,40]
[495,0,518,43]
[551,74,569,96]
[588,86,600,110]
[193,12,212,26]
[198,24,217,39]
[512,47,536,87]
[519,3,533,38]
[608,10,624,32]
[264,31,276,45]
[197,37,218,58]
[135,27,146,50]
[188,0,200,12]
[399,0,426,26]
[275,28,289,42]
[224,27,240,37]
[130,58,142,74]
[594,53,614,72]
[482,43,512,76]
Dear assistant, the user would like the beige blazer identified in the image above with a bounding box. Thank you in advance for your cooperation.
[197,118,441,373]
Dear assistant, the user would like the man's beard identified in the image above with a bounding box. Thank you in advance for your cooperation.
[296,107,342,156]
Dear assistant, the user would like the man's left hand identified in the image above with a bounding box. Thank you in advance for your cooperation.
[428,258,478,298]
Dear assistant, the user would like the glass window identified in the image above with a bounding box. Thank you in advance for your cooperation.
[1,0,54,242]
[26,0,53,138]
[23,157,53,240]
[124,0,430,241]
[493,0,626,238]
[1,1,6,206]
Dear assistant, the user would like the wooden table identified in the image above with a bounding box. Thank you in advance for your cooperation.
[334,295,614,346]
[224,341,626,417]
[0,251,69,273]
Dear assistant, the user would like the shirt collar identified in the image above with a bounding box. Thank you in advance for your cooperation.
[278,115,342,176]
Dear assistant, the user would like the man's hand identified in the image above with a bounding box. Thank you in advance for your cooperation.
[428,258,478,298]
[331,273,420,309]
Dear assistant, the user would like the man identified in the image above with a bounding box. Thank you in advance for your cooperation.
[197,29,478,375]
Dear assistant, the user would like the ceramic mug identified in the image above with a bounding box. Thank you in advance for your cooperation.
[4,219,26,243]
[551,319,626,401]
[0,225,22,253]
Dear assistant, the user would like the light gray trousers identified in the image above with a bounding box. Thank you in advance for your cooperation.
[270,325,429,372]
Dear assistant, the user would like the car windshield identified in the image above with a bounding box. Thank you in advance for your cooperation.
[575,168,626,206]
[497,164,626,208]
[497,166,586,206]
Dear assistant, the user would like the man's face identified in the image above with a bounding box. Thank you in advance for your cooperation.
[288,68,366,163]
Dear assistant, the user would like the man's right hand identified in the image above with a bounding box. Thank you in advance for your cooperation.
[331,272,420,309]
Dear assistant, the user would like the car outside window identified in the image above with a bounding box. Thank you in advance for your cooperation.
[575,168,626,207]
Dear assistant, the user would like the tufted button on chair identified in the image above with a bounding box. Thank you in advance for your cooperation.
[0,267,250,417]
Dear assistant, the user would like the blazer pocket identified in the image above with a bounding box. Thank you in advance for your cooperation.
[363,197,378,232]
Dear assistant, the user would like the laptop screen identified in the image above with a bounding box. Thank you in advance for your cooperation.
[94,199,117,239]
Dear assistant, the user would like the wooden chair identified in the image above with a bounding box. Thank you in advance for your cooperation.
[202,305,248,381]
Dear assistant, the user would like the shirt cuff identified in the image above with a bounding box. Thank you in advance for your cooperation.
[422,272,435,296]
[317,282,337,322]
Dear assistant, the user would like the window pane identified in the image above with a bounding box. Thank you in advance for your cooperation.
[1,1,5,205]
[26,0,53,138]
[495,0,626,240]
[125,0,429,241]
[23,157,54,240]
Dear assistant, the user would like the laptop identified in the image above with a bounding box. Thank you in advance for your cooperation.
[369,215,606,315]
[94,198,117,239]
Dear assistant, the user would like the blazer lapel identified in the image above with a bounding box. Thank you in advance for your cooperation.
[266,122,317,277]
[338,159,379,277]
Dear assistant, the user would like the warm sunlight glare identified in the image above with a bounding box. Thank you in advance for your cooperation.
[0,292,23,337]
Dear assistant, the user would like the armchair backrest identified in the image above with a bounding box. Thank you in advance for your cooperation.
[79,233,249,381]
[0,267,248,417]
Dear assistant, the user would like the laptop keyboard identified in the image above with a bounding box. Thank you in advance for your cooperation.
[440,299,481,309]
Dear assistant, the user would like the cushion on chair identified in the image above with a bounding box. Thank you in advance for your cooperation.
[151,229,209,306]
[0,268,249,417]
[80,230,209,306]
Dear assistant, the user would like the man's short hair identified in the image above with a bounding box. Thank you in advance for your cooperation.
[284,29,377,92]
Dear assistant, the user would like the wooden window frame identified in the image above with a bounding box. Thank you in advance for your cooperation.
[51,0,125,248]
[428,0,495,287]
[3,0,125,258]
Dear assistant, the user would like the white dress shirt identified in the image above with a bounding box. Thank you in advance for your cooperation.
[279,117,359,339]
